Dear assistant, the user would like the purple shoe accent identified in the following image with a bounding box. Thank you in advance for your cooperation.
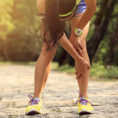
[74,99,79,105]
[28,95,34,99]
[79,97,93,105]
[79,98,88,105]
[74,90,80,105]
[28,95,40,106]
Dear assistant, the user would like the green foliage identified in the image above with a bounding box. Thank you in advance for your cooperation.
[0,0,14,38]
[90,63,118,78]
[0,0,42,61]
[0,60,36,66]
[51,61,75,74]
[51,62,118,79]
[0,0,118,69]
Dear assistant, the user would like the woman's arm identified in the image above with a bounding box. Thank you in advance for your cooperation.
[59,33,90,69]
[76,0,96,30]
[37,0,90,69]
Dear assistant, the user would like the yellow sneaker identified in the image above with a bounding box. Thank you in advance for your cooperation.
[78,97,93,115]
[25,95,42,115]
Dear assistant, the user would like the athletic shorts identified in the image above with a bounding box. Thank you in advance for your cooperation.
[74,0,87,17]
[38,0,87,19]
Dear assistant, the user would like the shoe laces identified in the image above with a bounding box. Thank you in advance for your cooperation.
[79,97,93,105]
[28,95,40,106]
[74,97,93,105]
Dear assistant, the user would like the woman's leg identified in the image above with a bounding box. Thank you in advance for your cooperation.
[33,42,57,98]
[70,17,90,98]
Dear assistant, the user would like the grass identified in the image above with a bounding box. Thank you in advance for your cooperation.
[51,62,75,74]
[0,61,36,66]
[51,62,118,81]
[90,63,118,79]
[0,61,118,81]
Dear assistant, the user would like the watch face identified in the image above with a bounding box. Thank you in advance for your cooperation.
[74,28,83,36]
[77,29,81,34]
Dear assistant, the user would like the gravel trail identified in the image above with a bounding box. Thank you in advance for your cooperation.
[0,65,118,118]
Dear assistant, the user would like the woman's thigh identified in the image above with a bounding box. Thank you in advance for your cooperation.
[40,20,57,58]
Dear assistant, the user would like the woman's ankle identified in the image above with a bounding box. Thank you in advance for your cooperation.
[33,93,41,99]
[79,93,88,98]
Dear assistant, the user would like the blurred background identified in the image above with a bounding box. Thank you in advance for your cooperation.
[0,0,118,79]
[0,0,118,117]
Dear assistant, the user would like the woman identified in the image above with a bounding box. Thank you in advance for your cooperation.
[25,0,96,115]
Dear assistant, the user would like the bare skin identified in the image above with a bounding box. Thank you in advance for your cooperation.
[34,43,57,98]
[70,17,90,98]
[34,0,96,98]
[34,18,90,98]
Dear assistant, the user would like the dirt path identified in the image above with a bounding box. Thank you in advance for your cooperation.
[0,65,118,118]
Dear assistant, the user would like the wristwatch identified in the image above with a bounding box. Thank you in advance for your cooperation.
[74,28,83,36]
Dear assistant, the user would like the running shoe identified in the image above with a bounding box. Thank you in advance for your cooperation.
[73,97,89,106]
[73,97,79,106]
[78,97,93,115]
[73,91,80,106]
[25,95,42,115]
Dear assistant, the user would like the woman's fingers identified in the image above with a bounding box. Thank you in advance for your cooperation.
[82,72,85,79]
[84,61,91,69]
[77,46,84,57]
[78,73,83,79]
[77,72,85,79]
[77,40,83,50]
[75,69,85,79]
[75,71,78,74]
[76,41,84,56]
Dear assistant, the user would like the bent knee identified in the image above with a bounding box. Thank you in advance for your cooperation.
[41,43,57,56]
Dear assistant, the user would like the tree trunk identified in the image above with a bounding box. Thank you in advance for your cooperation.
[87,0,117,64]
[108,17,118,64]
[2,38,10,61]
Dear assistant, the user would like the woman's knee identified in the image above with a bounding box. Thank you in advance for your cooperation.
[41,43,57,57]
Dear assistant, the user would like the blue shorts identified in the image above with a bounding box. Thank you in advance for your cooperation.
[74,0,87,17]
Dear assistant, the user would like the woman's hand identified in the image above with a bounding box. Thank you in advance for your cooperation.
[59,32,90,79]
[69,32,84,57]
[69,32,91,79]
[75,59,91,79]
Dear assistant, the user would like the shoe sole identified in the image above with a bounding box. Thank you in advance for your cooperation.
[79,109,93,115]
[26,109,42,115]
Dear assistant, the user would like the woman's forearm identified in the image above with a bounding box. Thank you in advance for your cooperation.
[59,33,84,62]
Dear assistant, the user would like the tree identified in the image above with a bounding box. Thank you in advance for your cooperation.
[108,16,118,65]
[87,0,118,63]
[7,0,42,61]
[0,0,14,60]
[0,0,42,61]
